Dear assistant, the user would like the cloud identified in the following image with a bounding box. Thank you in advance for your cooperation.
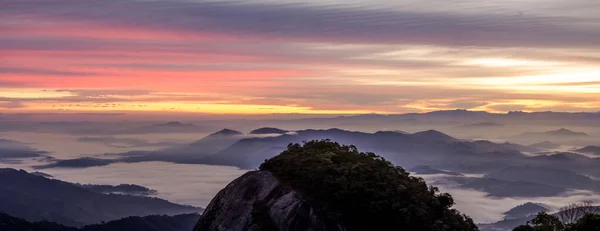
[0,101,25,109]
[0,139,49,160]
[2,0,599,48]
[0,67,98,77]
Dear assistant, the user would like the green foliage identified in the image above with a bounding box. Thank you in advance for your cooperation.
[259,140,478,231]
[514,211,600,231]
[513,225,534,231]
[530,211,564,231]
[565,214,600,231]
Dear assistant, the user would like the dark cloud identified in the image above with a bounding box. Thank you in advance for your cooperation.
[1,0,599,48]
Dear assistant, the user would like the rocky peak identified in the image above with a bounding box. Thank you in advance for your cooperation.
[193,171,346,231]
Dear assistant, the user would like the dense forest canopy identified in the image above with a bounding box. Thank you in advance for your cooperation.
[259,140,478,231]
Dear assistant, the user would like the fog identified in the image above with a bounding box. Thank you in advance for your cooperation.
[2,111,600,228]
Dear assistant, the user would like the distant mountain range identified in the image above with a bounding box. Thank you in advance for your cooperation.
[0,212,199,231]
[0,168,201,227]
[503,203,548,220]
[249,127,289,134]
[36,127,600,180]
[575,146,600,156]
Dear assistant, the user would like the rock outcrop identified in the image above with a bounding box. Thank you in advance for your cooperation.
[193,171,346,231]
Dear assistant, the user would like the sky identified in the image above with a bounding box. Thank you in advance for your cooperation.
[1,0,600,116]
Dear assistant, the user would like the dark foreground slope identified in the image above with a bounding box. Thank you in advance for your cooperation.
[0,168,201,227]
[194,140,478,231]
[0,213,199,231]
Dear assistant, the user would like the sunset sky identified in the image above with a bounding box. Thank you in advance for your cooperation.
[2,0,600,116]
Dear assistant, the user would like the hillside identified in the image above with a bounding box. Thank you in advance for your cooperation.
[0,213,199,231]
[0,168,201,227]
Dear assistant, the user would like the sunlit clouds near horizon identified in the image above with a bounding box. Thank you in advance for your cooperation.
[1,0,600,116]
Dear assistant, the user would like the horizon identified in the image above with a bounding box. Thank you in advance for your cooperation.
[2,109,600,122]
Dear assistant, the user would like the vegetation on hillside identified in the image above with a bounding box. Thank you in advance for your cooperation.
[259,140,478,231]
[0,213,200,231]
[512,202,600,231]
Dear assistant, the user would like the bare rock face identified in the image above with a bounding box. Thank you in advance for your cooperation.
[193,171,347,231]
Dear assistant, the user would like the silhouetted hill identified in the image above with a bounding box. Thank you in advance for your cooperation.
[528,141,561,150]
[0,212,199,231]
[506,128,591,145]
[82,213,200,231]
[545,128,588,137]
[31,171,54,178]
[34,157,115,169]
[503,203,548,220]
[0,213,76,231]
[77,184,157,196]
[37,128,532,174]
[575,146,600,155]
[210,128,243,136]
[0,168,201,226]
[249,127,288,134]
[201,128,473,169]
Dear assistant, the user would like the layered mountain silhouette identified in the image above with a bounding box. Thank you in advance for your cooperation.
[249,127,289,134]
[575,146,600,156]
[0,212,199,231]
[0,168,201,227]
[35,127,600,181]
[503,203,548,220]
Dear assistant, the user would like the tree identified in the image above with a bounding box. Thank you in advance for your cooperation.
[564,213,600,231]
[259,140,478,231]
[513,225,534,231]
[558,202,599,225]
[529,211,564,231]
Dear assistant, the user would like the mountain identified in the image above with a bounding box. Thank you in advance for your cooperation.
[545,128,588,137]
[409,165,463,176]
[0,212,199,231]
[503,203,548,220]
[0,168,201,227]
[36,128,532,175]
[200,128,496,169]
[81,213,200,231]
[249,127,289,134]
[34,157,116,169]
[194,140,478,231]
[31,171,54,178]
[76,184,157,196]
[187,129,245,155]
[575,146,600,155]
[528,141,561,150]
[506,128,591,145]
[209,128,243,136]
